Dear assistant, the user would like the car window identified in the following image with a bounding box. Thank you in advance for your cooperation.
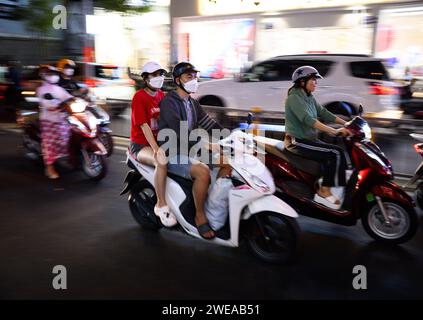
[247,59,334,82]
[349,61,390,81]
[0,66,7,82]
[250,60,290,81]
[95,65,123,80]
[284,60,334,78]
[20,67,40,81]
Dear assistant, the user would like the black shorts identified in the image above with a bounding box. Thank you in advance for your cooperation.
[130,142,148,157]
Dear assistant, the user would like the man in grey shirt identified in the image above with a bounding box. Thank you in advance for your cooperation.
[158,62,230,239]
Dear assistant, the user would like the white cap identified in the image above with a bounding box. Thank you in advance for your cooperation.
[141,61,166,75]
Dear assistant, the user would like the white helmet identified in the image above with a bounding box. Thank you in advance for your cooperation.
[292,65,323,83]
[141,61,166,77]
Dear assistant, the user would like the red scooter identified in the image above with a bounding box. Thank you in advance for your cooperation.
[255,114,419,244]
[17,95,108,181]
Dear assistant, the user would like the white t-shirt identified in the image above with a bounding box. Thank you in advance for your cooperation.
[36,82,73,123]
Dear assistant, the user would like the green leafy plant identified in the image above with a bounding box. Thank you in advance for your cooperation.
[15,0,153,33]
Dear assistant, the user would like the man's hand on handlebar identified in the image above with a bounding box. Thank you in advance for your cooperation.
[334,127,353,137]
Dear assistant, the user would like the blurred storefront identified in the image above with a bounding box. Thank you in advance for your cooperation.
[171,0,423,78]
[375,5,423,80]
[176,17,255,78]
[87,1,170,71]
[0,0,64,65]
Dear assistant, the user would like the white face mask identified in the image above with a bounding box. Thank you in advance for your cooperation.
[182,79,198,93]
[63,68,74,77]
[45,75,60,84]
[148,75,164,89]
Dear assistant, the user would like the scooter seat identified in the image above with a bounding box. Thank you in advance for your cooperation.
[167,172,193,189]
[266,141,322,177]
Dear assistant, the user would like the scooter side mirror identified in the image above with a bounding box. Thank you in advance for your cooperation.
[247,112,254,126]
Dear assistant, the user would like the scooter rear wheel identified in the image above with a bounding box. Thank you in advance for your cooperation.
[129,180,161,231]
[245,211,299,264]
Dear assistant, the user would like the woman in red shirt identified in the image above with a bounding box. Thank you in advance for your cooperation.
[130,61,177,227]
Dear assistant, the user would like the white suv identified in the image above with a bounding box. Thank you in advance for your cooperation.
[193,54,401,117]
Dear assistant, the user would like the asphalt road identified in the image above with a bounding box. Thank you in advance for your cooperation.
[1,128,423,300]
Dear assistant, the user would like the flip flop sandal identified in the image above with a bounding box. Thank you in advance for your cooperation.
[197,223,216,240]
[154,205,177,227]
[314,193,341,210]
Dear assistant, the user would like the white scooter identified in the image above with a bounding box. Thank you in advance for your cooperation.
[120,131,300,264]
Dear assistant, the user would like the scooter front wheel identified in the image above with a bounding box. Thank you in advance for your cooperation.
[362,201,418,244]
[81,151,107,181]
[98,132,113,157]
[415,182,423,209]
[245,211,299,264]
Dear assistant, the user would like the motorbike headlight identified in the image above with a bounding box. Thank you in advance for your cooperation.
[68,115,85,130]
[88,115,98,131]
[241,168,270,193]
[363,123,372,140]
[68,115,95,137]
[70,100,87,113]
[356,144,392,177]
[251,175,270,193]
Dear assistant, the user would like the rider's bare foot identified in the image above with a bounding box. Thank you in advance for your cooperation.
[195,215,215,239]
[45,165,59,179]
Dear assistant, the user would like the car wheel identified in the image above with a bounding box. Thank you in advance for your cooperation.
[199,95,225,107]
[199,95,225,124]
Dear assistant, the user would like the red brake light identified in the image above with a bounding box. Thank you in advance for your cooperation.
[414,143,423,156]
[85,79,101,88]
[368,82,398,95]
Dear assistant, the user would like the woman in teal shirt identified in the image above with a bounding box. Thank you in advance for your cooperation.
[284,66,352,210]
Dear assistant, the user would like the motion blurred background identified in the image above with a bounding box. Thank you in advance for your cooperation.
[1,0,423,88]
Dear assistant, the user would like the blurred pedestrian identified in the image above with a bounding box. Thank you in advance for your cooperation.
[37,65,73,179]
[404,66,412,82]
[57,58,88,97]
[5,59,23,112]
